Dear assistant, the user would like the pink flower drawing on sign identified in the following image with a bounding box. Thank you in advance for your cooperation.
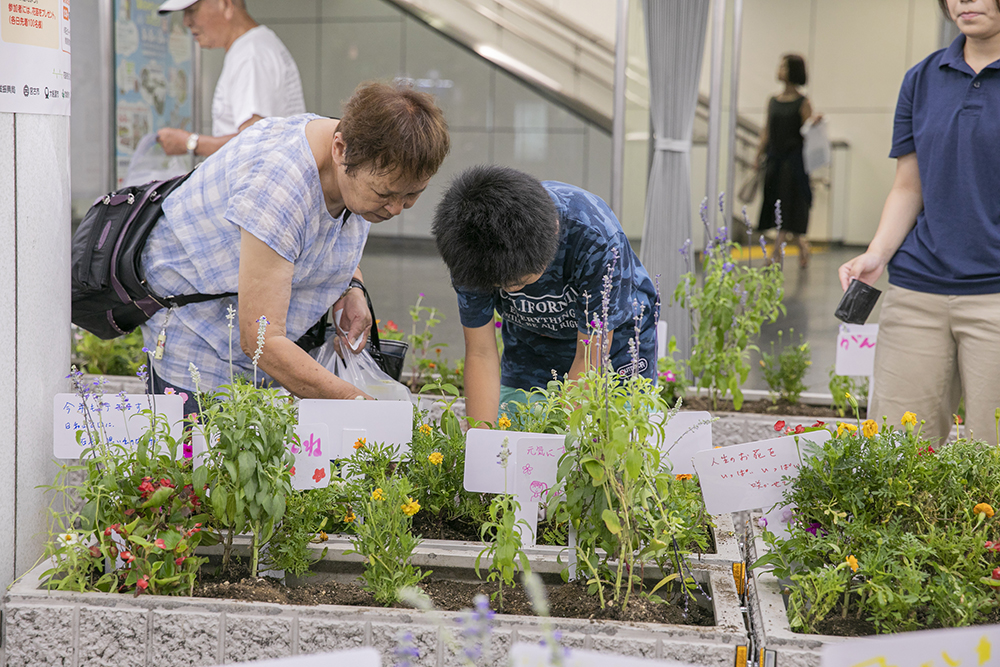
[529,480,548,501]
[522,464,533,476]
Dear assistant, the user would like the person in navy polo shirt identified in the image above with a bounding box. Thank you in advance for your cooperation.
[839,0,1000,445]
[432,165,658,427]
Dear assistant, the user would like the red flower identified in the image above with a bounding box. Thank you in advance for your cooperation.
[992,567,1000,581]
[109,545,119,559]
[121,550,135,564]
[986,541,1000,552]
[138,477,155,497]
[811,420,825,428]
[154,538,166,549]
[159,478,174,489]
[774,420,786,432]
[290,466,296,477]
[793,424,805,434]
[175,556,186,567]
[136,575,149,591]
[124,508,135,516]
[89,545,102,559]
[103,523,119,536]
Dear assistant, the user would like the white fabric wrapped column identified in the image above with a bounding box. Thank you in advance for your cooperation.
[639,0,711,360]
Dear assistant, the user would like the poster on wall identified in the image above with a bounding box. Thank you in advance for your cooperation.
[0,0,72,114]
[114,0,193,186]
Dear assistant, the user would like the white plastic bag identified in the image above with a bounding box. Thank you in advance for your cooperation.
[122,132,190,187]
[310,334,412,402]
[801,118,831,174]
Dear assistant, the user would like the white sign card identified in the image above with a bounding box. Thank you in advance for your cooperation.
[821,624,1000,667]
[511,642,693,667]
[209,647,380,667]
[514,436,567,503]
[53,393,184,459]
[835,323,879,377]
[290,423,332,490]
[0,0,72,115]
[692,430,830,517]
[297,399,413,460]
[652,411,713,475]
[463,429,566,547]
[656,320,668,360]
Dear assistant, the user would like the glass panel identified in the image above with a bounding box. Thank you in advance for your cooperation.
[493,130,586,188]
[585,125,612,206]
[403,17,491,130]
[493,70,583,131]
[319,20,403,118]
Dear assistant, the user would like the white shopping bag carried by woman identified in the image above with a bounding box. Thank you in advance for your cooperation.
[801,117,831,174]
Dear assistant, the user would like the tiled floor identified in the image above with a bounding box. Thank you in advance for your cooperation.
[360,238,885,394]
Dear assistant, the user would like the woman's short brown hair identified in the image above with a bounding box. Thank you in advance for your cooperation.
[937,0,1000,18]
[337,81,450,182]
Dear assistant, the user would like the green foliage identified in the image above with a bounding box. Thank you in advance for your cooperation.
[674,236,784,410]
[760,328,811,404]
[266,482,353,577]
[656,336,688,407]
[407,294,463,391]
[71,326,145,376]
[196,378,296,577]
[344,441,429,604]
[547,369,710,610]
[828,367,869,417]
[43,374,212,597]
[752,425,1000,634]
[476,490,531,610]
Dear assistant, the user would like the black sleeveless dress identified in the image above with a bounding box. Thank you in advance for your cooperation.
[757,96,812,234]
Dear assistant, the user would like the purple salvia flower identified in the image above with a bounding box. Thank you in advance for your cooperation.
[392,631,420,667]
[723,262,734,274]
[742,206,754,268]
[759,234,768,255]
[653,274,662,323]
[719,192,725,215]
[774,199,783,232]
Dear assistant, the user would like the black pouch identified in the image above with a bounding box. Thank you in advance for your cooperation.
[834,279,881,324]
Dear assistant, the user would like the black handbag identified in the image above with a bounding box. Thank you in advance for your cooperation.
[295,283,409,382]
[71,172,235,339]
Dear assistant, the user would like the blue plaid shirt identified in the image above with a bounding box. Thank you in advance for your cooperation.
[140,114,370,392]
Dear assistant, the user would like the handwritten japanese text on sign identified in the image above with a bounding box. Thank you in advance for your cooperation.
[692,430,829,515]
[514,437,567,503]
[835,323,879,377]
[53,393,184,459]
[821,624,1000,667]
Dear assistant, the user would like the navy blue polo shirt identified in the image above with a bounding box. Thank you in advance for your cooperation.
[887,35,1000,295]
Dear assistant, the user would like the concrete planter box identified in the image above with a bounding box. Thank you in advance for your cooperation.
[5,556,748,666]
[744,514,845,667]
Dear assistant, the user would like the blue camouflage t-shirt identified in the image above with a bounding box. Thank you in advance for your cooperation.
[455,182,658,391]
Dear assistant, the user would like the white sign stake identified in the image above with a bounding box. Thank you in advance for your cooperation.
[290,423,332,490]
[822,624,1000,667]
[463,429,566,547]
[835,323,878,377]
[693,430,830,536]
[298,399,413,459]
[652,410,713,475]
[53,393,184,459]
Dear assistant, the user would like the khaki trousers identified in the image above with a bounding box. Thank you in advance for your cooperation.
[870,285,1000,445]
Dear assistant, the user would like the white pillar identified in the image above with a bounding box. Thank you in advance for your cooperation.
[0,112,71,591]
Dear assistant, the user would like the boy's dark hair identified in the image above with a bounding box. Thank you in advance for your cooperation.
[938,0,1000,17]
[432,165,559,292]
[338,80,450,182]
[783,54,807,87]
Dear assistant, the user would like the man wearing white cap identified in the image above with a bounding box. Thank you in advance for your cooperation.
[156,0,306,157]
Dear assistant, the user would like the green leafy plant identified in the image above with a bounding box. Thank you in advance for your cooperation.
[475,437,531,610]
[752,416,1000,634]
[196,376,296,578]
[71,326,145,376]
[345,440,430,604]
[828,367,869,417]
[760,328,811,404]
[407,294,463,390]
[43,369,212,596]
[266,481,352,577]
[674,205,785,410]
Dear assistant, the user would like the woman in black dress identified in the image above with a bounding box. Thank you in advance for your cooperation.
[756,54,817,267]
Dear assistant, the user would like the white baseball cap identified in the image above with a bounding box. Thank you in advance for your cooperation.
[158,0,198,14]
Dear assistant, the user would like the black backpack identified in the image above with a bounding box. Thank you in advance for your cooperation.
[71,173,235,339]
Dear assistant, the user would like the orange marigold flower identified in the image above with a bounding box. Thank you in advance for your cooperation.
[353,437,366,450]
[846,554,859,573]
[975,503,995,518]
[675,474,693,481]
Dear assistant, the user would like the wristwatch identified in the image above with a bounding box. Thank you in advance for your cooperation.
[185,133,199,155]
[349,277,365,292]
